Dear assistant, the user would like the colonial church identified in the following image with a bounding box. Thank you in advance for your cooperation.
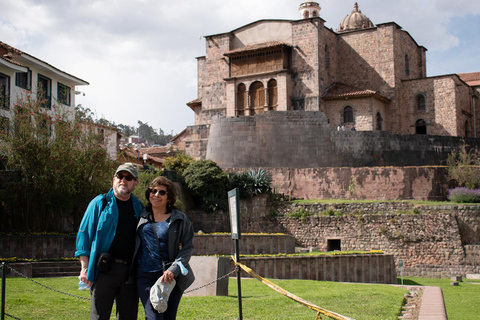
[185,2,479,172]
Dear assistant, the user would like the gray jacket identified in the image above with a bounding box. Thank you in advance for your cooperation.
[134,208,195,292]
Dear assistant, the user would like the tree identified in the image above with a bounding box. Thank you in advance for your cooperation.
[0,95,116,232]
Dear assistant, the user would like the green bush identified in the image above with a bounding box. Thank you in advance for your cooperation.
[247,168,272,195]
[164,152,195,176]
[446,140,480,189]
[182,159,229,212]
[287,207,312,222]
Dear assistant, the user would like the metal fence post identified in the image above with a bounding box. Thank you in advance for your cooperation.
[1,262,6,320]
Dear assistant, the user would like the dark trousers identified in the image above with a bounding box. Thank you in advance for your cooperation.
[137,269,183,320]
[90,262,139,320]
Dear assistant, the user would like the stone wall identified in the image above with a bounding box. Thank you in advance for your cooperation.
[204,111,480,170]
[234,254,397,284]
[188,200,480,278]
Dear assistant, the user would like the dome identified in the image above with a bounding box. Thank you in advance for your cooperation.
[338,2,374,33]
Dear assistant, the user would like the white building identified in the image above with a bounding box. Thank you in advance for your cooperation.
[0,41,88,123]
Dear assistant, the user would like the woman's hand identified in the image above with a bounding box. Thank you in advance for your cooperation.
[160,270,175,283]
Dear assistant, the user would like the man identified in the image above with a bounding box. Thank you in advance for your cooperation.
[76,163,143,320]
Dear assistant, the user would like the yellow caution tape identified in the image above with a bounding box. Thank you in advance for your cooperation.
[233,257,355,320]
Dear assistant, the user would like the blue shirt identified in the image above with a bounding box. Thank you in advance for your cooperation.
[138,217,170,272]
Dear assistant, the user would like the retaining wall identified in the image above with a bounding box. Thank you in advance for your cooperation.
[234,254,397,284]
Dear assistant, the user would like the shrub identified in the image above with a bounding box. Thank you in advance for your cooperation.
[182,159,229,212]
[447,187,480,203]
[228,171,256,199]
[229,168,272,198]
[246,168,272,195]
[446,140,480,189]
[287,207,312,222]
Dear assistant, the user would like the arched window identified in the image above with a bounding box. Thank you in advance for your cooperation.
[303,11,310,19]
[415,119,427,134]
[236,83,246,116]
[416,94,426,111]
[267,79,277,111]
[376,112,383,131]
[405,54,410,76]
[312,10,318,17]
[465,120,470,137]
[249,81,265,115]
[343,106,354,123]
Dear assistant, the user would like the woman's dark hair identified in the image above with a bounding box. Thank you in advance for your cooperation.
[145,176,177,212]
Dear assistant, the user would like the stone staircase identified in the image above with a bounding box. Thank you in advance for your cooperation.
[7,261,80,278]
[32,261,80,278]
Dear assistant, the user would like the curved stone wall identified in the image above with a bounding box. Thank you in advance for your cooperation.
[205,111,480,168]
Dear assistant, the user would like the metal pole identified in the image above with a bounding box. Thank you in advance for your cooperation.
[235,240,243,320]
[1,262,6,320]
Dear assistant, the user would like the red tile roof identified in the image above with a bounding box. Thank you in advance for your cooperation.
[458,72,480,87]
[322,82,389,102]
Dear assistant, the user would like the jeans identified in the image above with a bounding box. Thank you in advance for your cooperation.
[90,262,138,320]
[137,269,183,320]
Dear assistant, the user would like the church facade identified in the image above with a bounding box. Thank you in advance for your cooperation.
[185,2,479,166]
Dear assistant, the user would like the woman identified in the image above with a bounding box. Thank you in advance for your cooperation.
[135,176,195,320]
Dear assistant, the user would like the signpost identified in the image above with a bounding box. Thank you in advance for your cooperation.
[228,188,242,320]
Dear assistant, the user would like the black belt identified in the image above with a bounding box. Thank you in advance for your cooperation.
[114,258,129,265]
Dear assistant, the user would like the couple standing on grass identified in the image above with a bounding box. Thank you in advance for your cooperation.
[75,162,195,320]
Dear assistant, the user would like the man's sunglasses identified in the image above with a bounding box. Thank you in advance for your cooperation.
[116,173,135,181]
[150,189,167,196]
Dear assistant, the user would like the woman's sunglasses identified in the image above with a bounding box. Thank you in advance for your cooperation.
[150,189,167,196]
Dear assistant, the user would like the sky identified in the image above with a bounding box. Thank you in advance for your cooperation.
[1,0,479,135]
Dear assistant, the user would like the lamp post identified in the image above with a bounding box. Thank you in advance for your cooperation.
[137,122,148,164]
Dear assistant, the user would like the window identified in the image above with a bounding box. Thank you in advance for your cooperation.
[312,10,318,17]
[415,119,426,134]
[327,239,341,252]
[376,112,383,131]
[303,11,310,19]
[343,106,353,123]
[57,83,71,106]
[15,70,32,90]
[249,81,265,115]
[236,83,246,116]
[416,94,426,111]
[0,73,9,110]
[267,79,277,111]
[37,74,52,109]
[405,54,410,76]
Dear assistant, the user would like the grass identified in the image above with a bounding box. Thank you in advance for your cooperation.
[401,277,480,320]
[2,276,479,319]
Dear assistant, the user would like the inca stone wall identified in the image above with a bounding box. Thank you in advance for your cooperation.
[187,198,480,278]
[204,110,480,170]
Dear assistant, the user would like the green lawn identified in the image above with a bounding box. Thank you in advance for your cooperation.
[2,276,479,319]
[401,277,480,320]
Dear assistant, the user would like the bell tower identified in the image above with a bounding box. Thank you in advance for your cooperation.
[299,2,321,19]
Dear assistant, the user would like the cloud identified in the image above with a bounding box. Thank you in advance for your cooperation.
[1,0,479,133]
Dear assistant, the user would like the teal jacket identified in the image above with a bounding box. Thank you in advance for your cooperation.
[75,188,143,283]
